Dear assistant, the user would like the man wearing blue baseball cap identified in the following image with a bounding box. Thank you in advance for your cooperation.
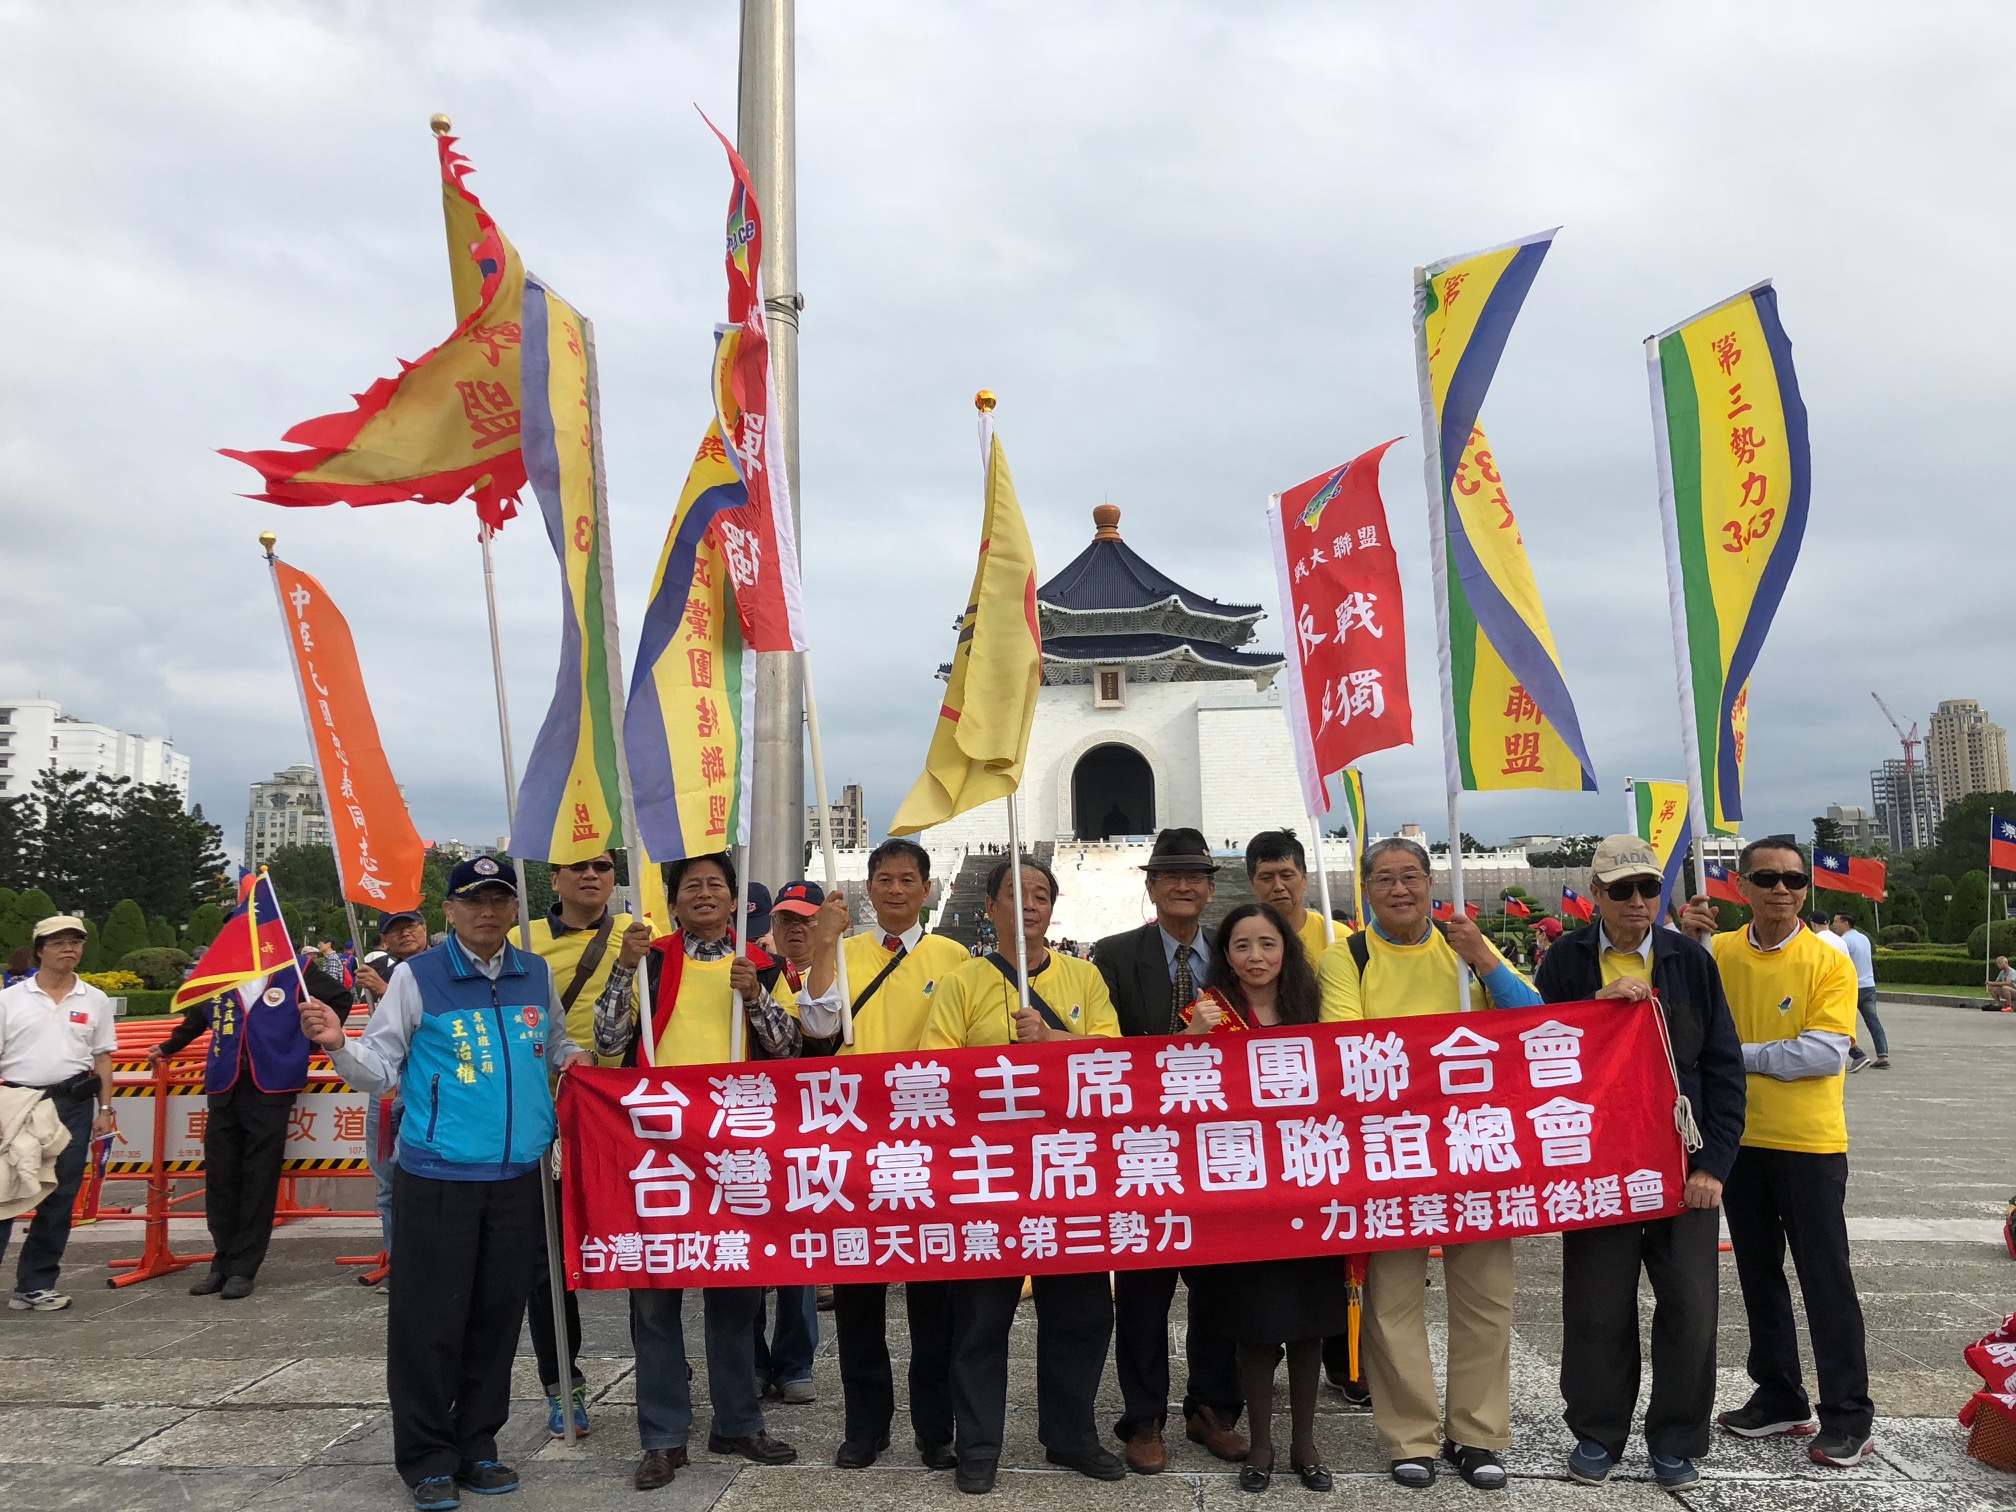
[300,857,585,1512]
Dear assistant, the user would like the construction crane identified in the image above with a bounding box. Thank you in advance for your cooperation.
[1871,692,1927,848]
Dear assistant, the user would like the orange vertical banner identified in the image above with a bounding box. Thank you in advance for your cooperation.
[272,558,425,911]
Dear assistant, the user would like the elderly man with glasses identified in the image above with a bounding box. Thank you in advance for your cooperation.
[1534,836,1746,1490]
[1681,838,1873,1469]
[1316,837,1541,1492]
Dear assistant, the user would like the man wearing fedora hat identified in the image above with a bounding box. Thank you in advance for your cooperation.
[1534,835,1746,1490]
[1093,828,1247,1472]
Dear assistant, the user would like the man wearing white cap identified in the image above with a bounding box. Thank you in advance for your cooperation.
[0,917,117,1311]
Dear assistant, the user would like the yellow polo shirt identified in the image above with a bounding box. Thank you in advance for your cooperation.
[1711,925,1857,1154]
[652,953,800,1067]
[1294,909,1338,963]
[838,931,971,1056]
[922,953,1120,1048]
[520,909,639,1058]
[1317,925,1526,1021]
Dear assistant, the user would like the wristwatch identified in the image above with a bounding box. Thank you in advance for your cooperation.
[96,1103,113,1114]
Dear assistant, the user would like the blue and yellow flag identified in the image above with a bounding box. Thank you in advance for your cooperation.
[1649,282,1809,834]
[508,280,631,865]
[624,337,756,860]
[1632,779,1691,917]
[1415,230,1595,794]
[1338,767,1368,927]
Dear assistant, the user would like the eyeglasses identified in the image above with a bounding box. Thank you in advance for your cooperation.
[1744,870,1809,893]
[1603,878,1662,902]
[562,860,615,875]
[1369,872,1428,893]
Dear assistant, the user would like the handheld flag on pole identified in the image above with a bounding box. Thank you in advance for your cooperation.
[1648,281,1811,840]
[173,874,300,1014]
[264,545,424,914]
[887,413,1043,837]
[1267,442,1414,818]
[222,129,530,532]
[1815,850,1886,902]
[1560,886,1594,923]
[1703,862,1746,906]
[1632,779,1692,918]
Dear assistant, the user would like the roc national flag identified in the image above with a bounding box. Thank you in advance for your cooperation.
[1414,232,1595,794]
[1815,850,1886,902]
[1502,895,1531,918]
[1560,886,1594,923]
[223,130,530,532]
[1633,779,1691,917]
[1649,282,1811,835]
[1433,899,1481,922]
[889,426,1042,836]
[1992,814,2016,874]
[625,406,757,861]
[173,874,300,1014]
[508,280,632,865]
[1703,861,1745,906]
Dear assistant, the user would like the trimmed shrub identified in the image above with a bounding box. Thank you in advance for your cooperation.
[116,947,192,990]
[1964,919,2016,963]
[1878,925,1921,945]
[1874,950,1984,987]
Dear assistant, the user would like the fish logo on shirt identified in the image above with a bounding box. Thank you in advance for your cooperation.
[923,980,936,995]
[1776,995,1794,1015]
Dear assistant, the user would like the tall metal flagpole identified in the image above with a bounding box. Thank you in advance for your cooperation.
[1412,265,1470,1012]
[801,658,854,1043]
[740,0,806,897]
[259,534,367,984]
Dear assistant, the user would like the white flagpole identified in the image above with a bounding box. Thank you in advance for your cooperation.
[1306,812,1337,945]
[731,842,749,1063]
[802,656,854,1044]
[1413,265,1470,1012]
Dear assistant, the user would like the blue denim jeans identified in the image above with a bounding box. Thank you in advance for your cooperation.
[630,1286,766,1449]
[1854,986,1889,1058]
[755,1286,818,1388]
[0,1089,95,1294]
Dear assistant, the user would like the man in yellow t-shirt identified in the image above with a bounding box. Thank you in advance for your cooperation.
[1315,838,1539,1492]
[1682,838,1872,1468]
[797,839,969,1473]
[1245,828,1347,965]
[919,855,1122,1495]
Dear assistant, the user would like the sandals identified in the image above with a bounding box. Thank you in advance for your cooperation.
[1442,1440,1508,1490]
[1391,1456,1437,1488]
[1292,1458,1334,1492]
[1239,1452,1274,1493]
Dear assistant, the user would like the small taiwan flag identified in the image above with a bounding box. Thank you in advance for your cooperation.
[1815,850,1886,901]
[1993,814,2016,874]
[1502,895,1532,918]
[1560,886,1594,923]
[1432,899,1480,921]
[1704,862,1745,905]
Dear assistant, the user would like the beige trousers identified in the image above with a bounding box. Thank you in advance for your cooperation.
[1362,1238,1514,1459]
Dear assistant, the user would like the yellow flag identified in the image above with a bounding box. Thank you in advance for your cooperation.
[889,431,1042,835]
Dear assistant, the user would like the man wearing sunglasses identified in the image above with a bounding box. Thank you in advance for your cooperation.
[1682,839,1872,1468]
[1533,836,1746,1490]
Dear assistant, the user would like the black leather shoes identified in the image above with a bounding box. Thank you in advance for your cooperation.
[634,1446,687,1489]
[708,1431,797,1465]
[955,1458,998,1494]
[834,1433,889,1469]
[188,1271,225,1296]
[1045,1444,1125,1481]
[220,1275,254,1300]
[919,1439,958,1471]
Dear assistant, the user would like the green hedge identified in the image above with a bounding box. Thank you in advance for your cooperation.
[1873,950,1984,986]
[114,990,178,1019]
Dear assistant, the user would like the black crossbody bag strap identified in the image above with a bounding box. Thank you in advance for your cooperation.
[850,950,909,1016]
[559,916,617,1014]
[985,952,1069,1033]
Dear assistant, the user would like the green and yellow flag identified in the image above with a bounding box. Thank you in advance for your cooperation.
[1339,767,1368,926]
[889,429,1042,836]
[1649,282,1810,835]
[1632,779,1691,916]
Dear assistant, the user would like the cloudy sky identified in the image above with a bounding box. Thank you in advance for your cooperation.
[3,0,2009,863]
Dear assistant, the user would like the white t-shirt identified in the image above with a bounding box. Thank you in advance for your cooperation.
[0,975,116,1087]
[1835,927,1875,988]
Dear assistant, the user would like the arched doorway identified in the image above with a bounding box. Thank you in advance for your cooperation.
[1073,744,1155,841]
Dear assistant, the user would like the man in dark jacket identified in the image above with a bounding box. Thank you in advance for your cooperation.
[1091,828,1246,1473]
[1533,835,1746,1492]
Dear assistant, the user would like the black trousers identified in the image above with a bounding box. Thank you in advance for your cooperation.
[388,1170,545,1485]
[1723,1146,1874,1439]
[1560,1205,1721,1458]
[525,1241,584,1396]
[1113,1265,1242,1438]
[203,1081,295,1280]
[833,1280,953,1448]
[948,1271,1112,1465]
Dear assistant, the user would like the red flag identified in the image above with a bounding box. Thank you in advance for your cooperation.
[1431,899,1480,921]
[1269,441,1413,814]
[1993,814,2016,874]
[173,875,298,1013]
[1503,896,1532,918]
[1703,862,1745,905]
[1559,886,1594,923]
[1815,850,1886,902]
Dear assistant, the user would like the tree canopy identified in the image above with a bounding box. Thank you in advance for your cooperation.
[0,769,226,926]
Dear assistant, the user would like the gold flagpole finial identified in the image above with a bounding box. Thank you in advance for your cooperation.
[974,390,997,413]
[258,531,277,555]
[430,113,453,137]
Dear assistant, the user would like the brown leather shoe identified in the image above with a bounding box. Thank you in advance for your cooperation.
[1123,1423,1166,1474]
[1185,1406,1248,1462]
[634,1446,688,1490]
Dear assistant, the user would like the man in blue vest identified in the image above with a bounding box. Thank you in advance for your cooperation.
[148,943,352,1299]
[300,856,585,1512]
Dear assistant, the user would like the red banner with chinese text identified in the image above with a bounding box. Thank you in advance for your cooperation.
[559,999,1685,1289]
[1268,441,1413,815]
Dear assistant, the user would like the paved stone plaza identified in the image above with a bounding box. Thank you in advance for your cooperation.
[2,998,2013,1511]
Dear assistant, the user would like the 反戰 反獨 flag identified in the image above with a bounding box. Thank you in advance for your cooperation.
[1268,441,1414,816]
[1414,231,1595,794]
[1648,282,1811,835]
